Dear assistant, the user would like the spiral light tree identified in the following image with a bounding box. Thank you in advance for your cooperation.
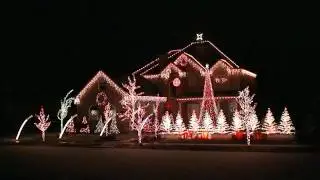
[57,90,75,134]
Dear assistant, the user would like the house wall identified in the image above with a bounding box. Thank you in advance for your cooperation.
[76,77,128,133]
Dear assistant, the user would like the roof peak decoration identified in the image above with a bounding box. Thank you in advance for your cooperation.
[196,33,203,41]
[133,34,243,76]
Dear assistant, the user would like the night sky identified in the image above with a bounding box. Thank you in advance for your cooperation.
[2,2,319,137]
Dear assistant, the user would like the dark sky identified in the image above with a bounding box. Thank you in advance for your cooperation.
[2,1,319,134]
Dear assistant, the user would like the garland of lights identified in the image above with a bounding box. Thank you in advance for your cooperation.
[96,91,108,106]
[76,71,127,104]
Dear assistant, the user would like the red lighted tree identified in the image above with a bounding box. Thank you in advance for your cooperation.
[199,64,218,123]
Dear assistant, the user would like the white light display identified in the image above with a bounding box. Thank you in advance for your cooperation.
[215,109,229,134]
[196,33,203,41]
[237,86,257,145]
[57,89,75,133]
[230,109,244,133]
[262,108,277,134]
[278,107,295,135]
[15,115,33,142]
[188,110,199,132]
[160,111,172,133]
[202,111,214,132]
[174,111,186,133]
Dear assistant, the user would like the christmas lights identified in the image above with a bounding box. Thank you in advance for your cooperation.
[160,111,172,133]
[202,111,214,132]
[262,108,277,134]
[76,71,127,104]
[215,109,229,134]
[174,111,186,133]
[160,63,186,80]
[249,110,260,132]
[100,103,114,136]
[15,115,33,142]
[96,91,108,107]
[172,78,181,87]
[237,86,257,145]
[153,94,160,138]
[65,119,76,133]
[188,110,199,132]
[278,107,295,134]
[59,114,78,139]
[34,106,51,142]
[135,102,153,144]
[94,116,104,134]
[230,109,244,133]
[57,89,75,133]
[80,116,90,134]
[196,33,203,41]
[109,116,120,135]
[118,76,143,130]
[176,96,237,102]
[174,53,206,73]
[199,65,218,122]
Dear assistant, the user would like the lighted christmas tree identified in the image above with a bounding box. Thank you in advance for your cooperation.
[109,117,120,135]
[262,108,277,134]
[237,87,257,145]
[230,109,244,133]
[65,119,75,133]
[94,116,104,134]
[199,64,217,123]
[188,110,199,132]
[160,111,172,133]
[249,110,260,132]
[34,106,51,142]
[278,107,295,134]
[174,111,186,133]
[80,116,90,134]
[202,111,214,132]
[215,109,228,134]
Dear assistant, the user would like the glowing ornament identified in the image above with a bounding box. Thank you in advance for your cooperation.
[278,107,295,134]
[34,106,51,142]
[74,97,80,105]
[196,33,203,41]
[172,78,181,87]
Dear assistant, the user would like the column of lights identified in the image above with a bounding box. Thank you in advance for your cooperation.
[76,71,127,104]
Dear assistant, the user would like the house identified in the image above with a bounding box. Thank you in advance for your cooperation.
[75,34,256,133]
[132,34,256,125]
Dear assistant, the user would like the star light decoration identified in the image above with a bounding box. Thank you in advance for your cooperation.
[196,33,203,41]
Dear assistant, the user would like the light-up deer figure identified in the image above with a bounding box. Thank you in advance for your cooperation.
[34,106,51,142]
[57,90,75,133]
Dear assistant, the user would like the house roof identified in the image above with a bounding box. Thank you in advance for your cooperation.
[132,37,257,78]
[76,71,127,101]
